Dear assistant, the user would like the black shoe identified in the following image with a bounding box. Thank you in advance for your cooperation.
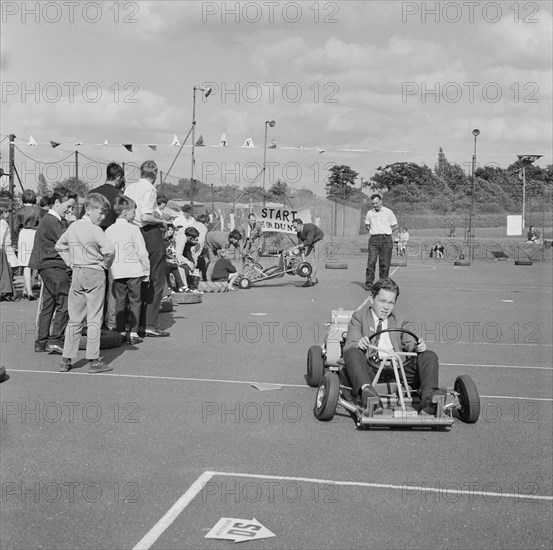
[59,358,72,372]
[88,359,113,373]
[46,343,64,354]
[418,389,447,415]
[145,328,170,338]
[34,343,47,353]
[361,385,382,409]
[302,281,313,287]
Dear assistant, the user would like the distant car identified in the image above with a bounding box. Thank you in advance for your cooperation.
[307,309,480,430]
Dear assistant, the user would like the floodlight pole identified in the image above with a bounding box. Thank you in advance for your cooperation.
[191,86,212,206]
[468,129,479,261]
[262,120,276,207]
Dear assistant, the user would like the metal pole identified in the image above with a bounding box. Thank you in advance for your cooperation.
[8,134,15,233]
[191,87,197,201]
[75,150,78,179]
[262,122,268,207]
[522,165,526,228]
[469,132,478,261]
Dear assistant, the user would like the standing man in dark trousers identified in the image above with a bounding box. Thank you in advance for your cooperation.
[29,189,77,353]
[124,161,169,337]
[80,162,125,330]
[364,194,397,292]
[292,218,324,287]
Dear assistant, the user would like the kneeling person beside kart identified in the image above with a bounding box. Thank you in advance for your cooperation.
[344,277,445,415]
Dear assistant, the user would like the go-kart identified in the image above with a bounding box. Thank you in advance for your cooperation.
[237,249,312,289]
[306,309,480,429]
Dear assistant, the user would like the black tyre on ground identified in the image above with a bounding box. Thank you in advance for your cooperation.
[297,262,313,278]
[238,277,252,289]
[515,260,533,266]
[172,292,202,304]
[314,372,340,421]
[325,263,348,269]
[79,329,123,350]
[306,345,325,387]
[454,261,471,266]
[454,375,480,423]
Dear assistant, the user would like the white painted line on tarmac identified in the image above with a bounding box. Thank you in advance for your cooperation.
[9,369,553,401]
[133,470,214,550]
[209,470,553,502]
[441,363,553,370]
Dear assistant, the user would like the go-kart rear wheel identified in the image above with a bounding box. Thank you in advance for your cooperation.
[297,262,312,278]
[306,345,324,387]
[314,372,340,421]
[238,277,252,289]
[454,375,480,423]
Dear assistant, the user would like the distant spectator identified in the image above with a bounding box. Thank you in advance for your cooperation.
[173,204,195,229]
[211,249,239,290]
[0,206,17,301]
[449,221,456,238]
[14,189,42,299]
[430,242,444,260]
[398,227,409,260]
[527,226,543,245]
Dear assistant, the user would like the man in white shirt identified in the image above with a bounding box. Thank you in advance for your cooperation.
[173,204,195,230]
[343,278,444,415]
[364,194,397,291]
[124,160,169,338]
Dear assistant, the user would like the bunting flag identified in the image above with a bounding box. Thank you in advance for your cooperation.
[103,139,109,145]
[148,144,157,151]
[268,139,277,149]
[74,141,83,145]
[50,141,61,148]
[195,134,205,146]
[171,134,180,146]
[123,144,133,152]
[28,135,37,146]
[220,132,227,146]
[243,138,254,147]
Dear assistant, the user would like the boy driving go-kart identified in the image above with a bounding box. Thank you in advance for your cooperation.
[307,277,480,428]
[343,277,445,415]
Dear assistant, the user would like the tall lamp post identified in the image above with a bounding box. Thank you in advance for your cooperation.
[517,154,542,230]
[262,120,276,207]
[191,86,212,205]
[467,128,480,261]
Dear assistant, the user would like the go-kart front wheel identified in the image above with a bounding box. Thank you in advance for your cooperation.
[454,375,480,423]
[296,262,312,278]
[306,345,324,387]
[314,372,340,421]
[238,277,252,289]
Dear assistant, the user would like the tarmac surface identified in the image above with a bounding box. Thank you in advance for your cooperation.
[1,253,552,549]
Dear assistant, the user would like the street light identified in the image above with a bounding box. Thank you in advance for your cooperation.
[467,128,480,261]
[191,86,212,205]
[517,154,543,229]
[262,120,276,207]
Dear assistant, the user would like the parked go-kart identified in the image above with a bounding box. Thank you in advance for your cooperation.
[237,249,312,289]
[306,309,480,429]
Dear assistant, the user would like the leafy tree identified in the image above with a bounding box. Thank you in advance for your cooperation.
[269,179,288,199]
[59,176,89,197]
[37,173,49,197]
[326,164,359,201]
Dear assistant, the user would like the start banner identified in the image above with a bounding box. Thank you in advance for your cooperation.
[254,207,311,234]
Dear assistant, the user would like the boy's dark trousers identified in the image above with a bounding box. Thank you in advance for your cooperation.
[139,225,166,331]
[113,277,142,333]
[36,266,71,346]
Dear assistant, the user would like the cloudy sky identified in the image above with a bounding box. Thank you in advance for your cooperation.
[1,0,552,194]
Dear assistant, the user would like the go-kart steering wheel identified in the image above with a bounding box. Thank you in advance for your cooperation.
[369,327,421,346]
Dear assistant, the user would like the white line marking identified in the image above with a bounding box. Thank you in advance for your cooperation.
[9,370,553,402]
[133,470,214,550]
[441,363,553,371]
[206,471,553,503]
